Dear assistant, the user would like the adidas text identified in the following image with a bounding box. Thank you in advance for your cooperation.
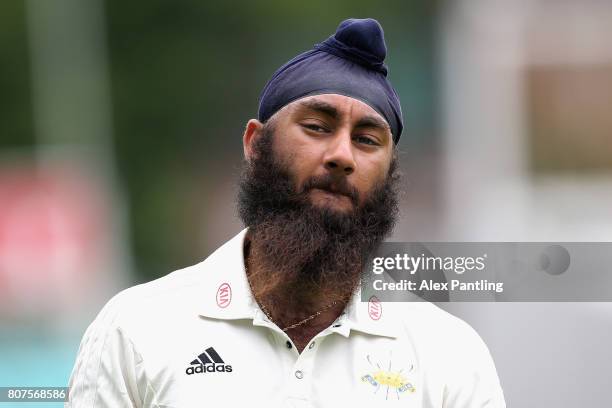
[186,364,233,375]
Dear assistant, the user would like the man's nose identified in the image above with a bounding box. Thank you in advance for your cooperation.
[323,132,356,176]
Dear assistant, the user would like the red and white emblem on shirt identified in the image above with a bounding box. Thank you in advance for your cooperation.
[216,282,232,308]
[368,295,382,320]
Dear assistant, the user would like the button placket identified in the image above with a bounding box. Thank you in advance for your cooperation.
[287,363,310,400]
[288,351,312,398]
[285,332,329,400]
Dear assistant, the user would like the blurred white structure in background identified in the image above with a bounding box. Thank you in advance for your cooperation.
[439,1,612,406]
[441,0,612,241]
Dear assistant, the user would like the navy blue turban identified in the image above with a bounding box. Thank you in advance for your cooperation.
[258,18,404,144]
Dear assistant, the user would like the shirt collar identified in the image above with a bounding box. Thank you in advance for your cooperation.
[196,228,398,338]
[196,228,256,321]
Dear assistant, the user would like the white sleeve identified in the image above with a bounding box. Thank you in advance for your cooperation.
[66,294,146,408]
[442,325,506,408]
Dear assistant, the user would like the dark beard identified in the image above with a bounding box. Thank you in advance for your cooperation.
[237,124,400,320]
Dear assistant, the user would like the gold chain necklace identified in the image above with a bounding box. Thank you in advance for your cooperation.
[260,297,341,332]
[245,263,345,332]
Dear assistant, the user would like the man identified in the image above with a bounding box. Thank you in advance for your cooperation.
[67,18,506,407]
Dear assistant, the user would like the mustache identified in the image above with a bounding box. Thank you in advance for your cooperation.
[300,174,360,206]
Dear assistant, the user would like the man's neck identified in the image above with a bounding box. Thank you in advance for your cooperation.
[282,307,346,353]
[243,233,353,352]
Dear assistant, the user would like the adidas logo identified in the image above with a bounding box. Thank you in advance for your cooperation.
[185,347,233,375]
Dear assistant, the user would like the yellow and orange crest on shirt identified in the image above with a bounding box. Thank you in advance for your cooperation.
[360,354,416,399]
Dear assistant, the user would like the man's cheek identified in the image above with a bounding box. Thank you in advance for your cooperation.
[291,170,310,194]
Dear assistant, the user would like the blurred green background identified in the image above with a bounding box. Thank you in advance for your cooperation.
[0,0,439,283]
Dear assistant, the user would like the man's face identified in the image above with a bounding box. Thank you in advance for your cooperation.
[239,95,399,305]
[246,94,394,214]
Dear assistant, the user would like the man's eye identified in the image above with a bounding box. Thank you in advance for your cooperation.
[302,124,328,132]
[354,136,379,146]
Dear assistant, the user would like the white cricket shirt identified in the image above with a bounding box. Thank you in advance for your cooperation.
[67,229,506,407]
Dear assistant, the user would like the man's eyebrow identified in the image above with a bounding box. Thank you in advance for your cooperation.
[355,115,391,132]
[295,99,339,119]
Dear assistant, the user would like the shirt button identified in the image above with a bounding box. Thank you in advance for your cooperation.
[286,341,292,349]
[308,342,316,349]
[295,370,304,379]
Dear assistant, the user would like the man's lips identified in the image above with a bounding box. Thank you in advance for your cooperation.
[309,188,356,209]
[312,187,349,198]
[301,176,359,206]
